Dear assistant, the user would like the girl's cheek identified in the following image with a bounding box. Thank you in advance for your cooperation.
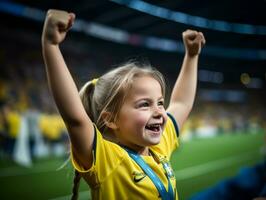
[135,113,150,126]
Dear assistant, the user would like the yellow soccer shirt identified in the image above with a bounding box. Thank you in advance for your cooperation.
[6,111,21,138]
[71,113,179,200]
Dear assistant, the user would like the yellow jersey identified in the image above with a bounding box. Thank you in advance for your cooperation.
[71,113,179,200]
[6,111,21,138]
[39,114,66,140]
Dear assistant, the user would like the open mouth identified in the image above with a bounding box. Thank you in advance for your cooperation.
[145,123,161,133]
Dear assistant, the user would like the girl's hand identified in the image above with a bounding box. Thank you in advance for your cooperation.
[42,9,75,45]
[182,30,206,57]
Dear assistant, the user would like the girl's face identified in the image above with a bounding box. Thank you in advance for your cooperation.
[113,75,167,152]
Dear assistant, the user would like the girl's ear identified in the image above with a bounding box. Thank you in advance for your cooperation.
[101,111,118,130]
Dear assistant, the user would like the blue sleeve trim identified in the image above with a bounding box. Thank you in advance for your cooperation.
[167,113,179,137]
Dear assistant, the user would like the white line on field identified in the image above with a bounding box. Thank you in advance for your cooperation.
[0,162,69,177]
[0,167,67,177]
[174,150,260,180]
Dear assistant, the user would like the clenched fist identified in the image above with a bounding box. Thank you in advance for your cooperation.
[42,9,75,45]
[182,30,206,57]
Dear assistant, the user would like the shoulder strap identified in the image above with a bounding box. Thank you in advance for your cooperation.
[125,148,174,200]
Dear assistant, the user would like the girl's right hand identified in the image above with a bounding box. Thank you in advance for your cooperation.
[182,29,205,57]
[42,9,75,45]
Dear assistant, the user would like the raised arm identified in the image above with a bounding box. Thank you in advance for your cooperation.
[167,30,205,131]
[42,10,94,169]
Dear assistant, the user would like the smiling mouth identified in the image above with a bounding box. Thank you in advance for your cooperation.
[145,124,161,133]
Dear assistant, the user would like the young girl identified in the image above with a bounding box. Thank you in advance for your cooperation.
[42,9,205,200]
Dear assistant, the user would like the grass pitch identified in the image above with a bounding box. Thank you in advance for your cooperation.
[0,132,264,200]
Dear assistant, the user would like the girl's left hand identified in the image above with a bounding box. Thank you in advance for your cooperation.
[182,30,206,57]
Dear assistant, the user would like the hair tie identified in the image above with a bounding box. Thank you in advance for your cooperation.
[91,78,98,86]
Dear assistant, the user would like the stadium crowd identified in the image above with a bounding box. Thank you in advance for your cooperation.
[0,28,265,166]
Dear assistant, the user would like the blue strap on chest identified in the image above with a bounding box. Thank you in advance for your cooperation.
[125,148,174,200]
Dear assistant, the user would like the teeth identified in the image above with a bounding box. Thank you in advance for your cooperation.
[146,124,161,131]
[147,124,159,128]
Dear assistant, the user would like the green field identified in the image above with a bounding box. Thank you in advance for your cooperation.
[0,132,264,200]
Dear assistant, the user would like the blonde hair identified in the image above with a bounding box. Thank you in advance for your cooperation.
[79,61,166,134]
[72,61,166,200]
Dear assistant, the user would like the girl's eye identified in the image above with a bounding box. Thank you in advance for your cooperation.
[138,102,149,108]
[158,101,164,106]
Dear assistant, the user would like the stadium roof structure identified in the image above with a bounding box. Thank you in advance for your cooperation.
[0,0,265,87]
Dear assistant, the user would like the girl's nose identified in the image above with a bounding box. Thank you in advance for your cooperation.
[153,106,163,117]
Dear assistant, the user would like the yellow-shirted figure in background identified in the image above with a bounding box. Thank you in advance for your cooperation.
[39,114,66,141]
[41,9,205,200]
[6,110,21,139]
[0,102,21,157]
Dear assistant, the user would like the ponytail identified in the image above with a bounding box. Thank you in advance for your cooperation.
[79,80,97,122]
[71,170,81,200]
